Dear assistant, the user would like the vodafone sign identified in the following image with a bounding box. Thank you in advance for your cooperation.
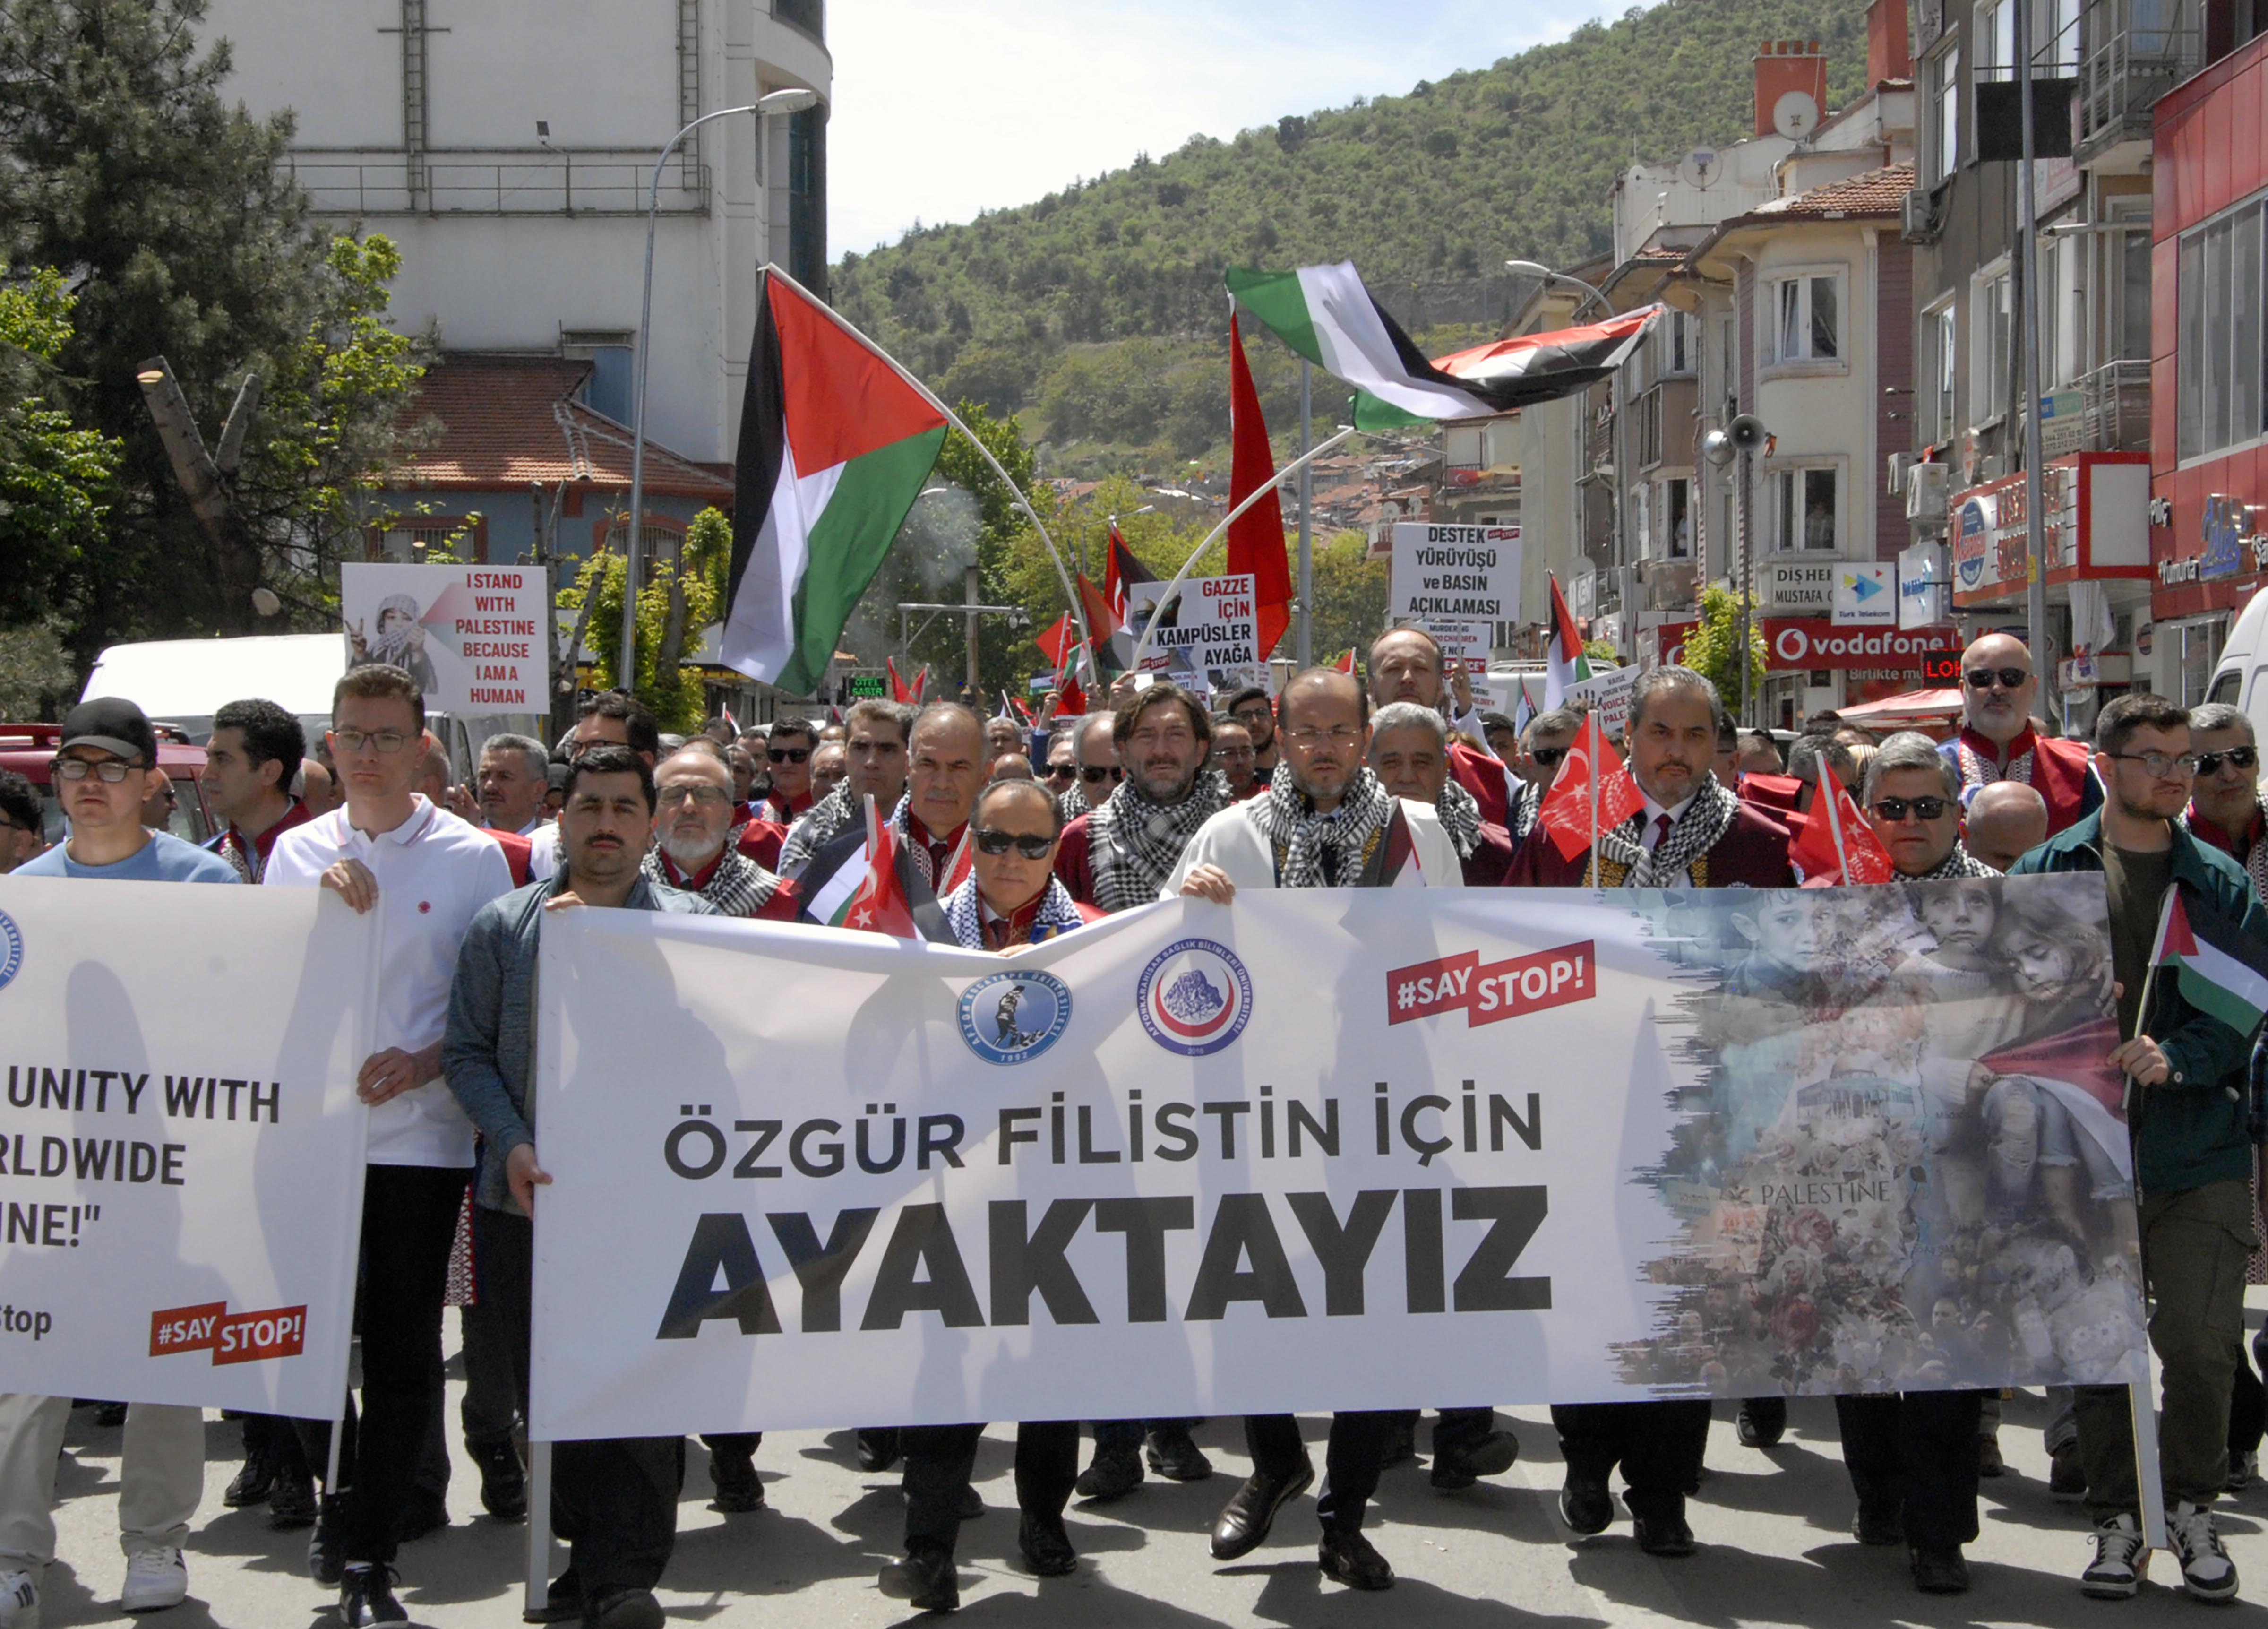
[1655,617,1960,672]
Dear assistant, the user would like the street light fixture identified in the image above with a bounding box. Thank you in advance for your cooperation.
[617,86,819,690]
[1505,259,1612,323]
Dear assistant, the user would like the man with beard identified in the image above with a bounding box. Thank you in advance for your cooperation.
[1942,632,2099,835]
[1370,702,1514,886]
[1167,668,1462,1592]
[1366,628,1513,825]
[1210,717,1263,800]
[645,743,797,922]
[1048,683,1223,1498]
[1508,665,1794,1556]
[778,700,912,878]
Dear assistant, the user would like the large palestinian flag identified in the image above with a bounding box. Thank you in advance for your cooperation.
[2151,888,2268,1036]
[722,269,948,694]
[1227,262,1660,430]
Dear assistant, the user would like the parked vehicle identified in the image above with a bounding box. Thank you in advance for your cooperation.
[2207,593,2268,744]
[0,723,217,847]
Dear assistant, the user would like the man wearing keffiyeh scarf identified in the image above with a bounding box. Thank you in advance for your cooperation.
[1057,686,1228,915]
[777,699,911,879]
[1368,701,1516,887]
[642,746,796,919]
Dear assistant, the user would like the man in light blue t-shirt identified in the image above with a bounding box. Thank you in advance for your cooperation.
[0,697,233,1627]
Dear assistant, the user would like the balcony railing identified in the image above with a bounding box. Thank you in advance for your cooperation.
[2079,357,2151,451]
[287,155,712,217]
[2075,0,2200,162]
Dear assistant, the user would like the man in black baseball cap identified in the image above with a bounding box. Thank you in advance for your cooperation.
[18,700,235,883]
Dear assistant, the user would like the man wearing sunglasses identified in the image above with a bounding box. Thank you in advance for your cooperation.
[1942,633,2099,836]
[2183,704,2268,899]
[877,779,1101,1612]
[1059,713,1124,821]
[1504,707,1581,846]
[1040,730,1081,805]
[754,718,819,825]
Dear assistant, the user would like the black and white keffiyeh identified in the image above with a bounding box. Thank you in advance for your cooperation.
[1248,767,1398,889]
[1594,772,1738,887]
[778,782,861,875]
[1088,770,1230,914]
[941,874,1088,949]
[642,845,782,916]
[1056,780,1091,823]
[1435,777,1484,860]
[1505,779,1540,842]
[1908,842,2000,881]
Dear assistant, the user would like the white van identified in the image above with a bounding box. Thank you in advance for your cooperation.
[2203,592,2268,738]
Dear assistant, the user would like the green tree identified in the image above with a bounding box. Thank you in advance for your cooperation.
[558,524,723,734]
[0,265,122,628]
[1679,582,1766,711]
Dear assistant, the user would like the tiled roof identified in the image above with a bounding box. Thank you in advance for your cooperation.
[1751,161,1916,219]
[393,353,734,498]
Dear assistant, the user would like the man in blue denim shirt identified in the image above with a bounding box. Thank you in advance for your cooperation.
[442,746,714,1629]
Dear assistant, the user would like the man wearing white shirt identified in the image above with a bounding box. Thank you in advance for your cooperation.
[265,664,514,1627]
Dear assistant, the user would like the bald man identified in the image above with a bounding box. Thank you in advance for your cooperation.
[1940,633,2098,835]
[1965,781,2050,872]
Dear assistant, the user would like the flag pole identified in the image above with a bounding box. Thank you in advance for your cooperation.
[758,263,1096,664]
[1127,426,1361,672]
[1588,712,1602,888]
[1822,766,1852,882]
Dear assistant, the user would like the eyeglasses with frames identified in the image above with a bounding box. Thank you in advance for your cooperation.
[1229,704,1273,724]
[973,827,1055,858]
[2197,745,2259,776]
[1078,765,1124,784]
[656,784,731,807]
[2110,750,2201,778]
[1284,724,1363,747]
[1964,667,2031,691]
[1871,795,1951,823]
[331,728,412,755]
[52,757,142,783]
[766,747,810,764]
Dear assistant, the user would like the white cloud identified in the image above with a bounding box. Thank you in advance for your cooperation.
[824,0,1619,258]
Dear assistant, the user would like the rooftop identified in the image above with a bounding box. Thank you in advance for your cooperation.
[1750,160,1916,219]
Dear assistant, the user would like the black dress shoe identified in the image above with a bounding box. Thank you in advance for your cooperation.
[1319,1529,1395,1590]
[1559,1471,1613,1536]
[267,1462,318,1529]
[471,1438,528,1521]
[1736,1397,1787,1448]
[1144,1424,1214,1482]
[529,1566,582,1623]
[1852,1503,1903,1547]
[224,1451,276,1508]
[1432,1430,1520,1491]
[1210,1462,1314,1560]
[710,1457,764,1512]
[879,1542,958,1613]
[1633,1512,1696,1557]
[1381,1414,1418,1466]
[856,1427,902,1474]
[589,1587,665,1629]
[1018,1511,1078,1576]
[1075,1450,1143,1503]
[1911,1545,1970,1594]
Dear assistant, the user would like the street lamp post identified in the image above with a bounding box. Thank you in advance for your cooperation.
[617,86,817,692]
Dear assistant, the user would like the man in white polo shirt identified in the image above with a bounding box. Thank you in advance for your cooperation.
[265,663,513,1627]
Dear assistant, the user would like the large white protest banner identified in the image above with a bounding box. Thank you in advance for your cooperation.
[341,562,550,715]
[529,877,2142,1442]
[1388,523,1522,625]
[0,879,374,1414]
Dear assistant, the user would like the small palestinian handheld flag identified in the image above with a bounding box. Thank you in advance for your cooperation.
[2150,888,2268,1037]
[1544,574,1589,711]
[1228,262,1659,430]
[722,269,949,695]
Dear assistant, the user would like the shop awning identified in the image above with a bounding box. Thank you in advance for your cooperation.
[1834,687,1964,727]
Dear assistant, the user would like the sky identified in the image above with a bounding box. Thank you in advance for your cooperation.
[824,0,1624,259]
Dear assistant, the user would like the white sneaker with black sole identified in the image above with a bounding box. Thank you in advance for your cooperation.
[0,1568,37,1629]
[2166,1500,2239,1602]
[120,1547,186,1613]
[2082,1512,2148,1599]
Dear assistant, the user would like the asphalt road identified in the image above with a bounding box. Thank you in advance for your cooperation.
[37,1339,2268,1628]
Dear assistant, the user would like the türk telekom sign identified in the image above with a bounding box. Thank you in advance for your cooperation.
[1655,617,1960,672]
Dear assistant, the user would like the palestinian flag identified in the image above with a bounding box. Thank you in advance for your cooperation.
[723,269,948,694]
[1227,262,1660,430]
[1102,525,1155,671]
[2151,889,2268,1036]
[1544,573,1589,710]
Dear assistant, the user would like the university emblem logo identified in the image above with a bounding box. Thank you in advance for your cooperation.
[1136,938,1253,1056]
[957,969,1072,1066]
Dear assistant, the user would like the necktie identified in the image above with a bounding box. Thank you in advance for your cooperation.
[1652,813,1674,850]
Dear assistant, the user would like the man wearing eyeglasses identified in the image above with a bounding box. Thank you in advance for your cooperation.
[1209,718,1263,801]
[0,699,235,1626]
[877,778,1102,1613]
[2009,693,2268,1603]
[1220,684,1280,783]
[1505,707,1581,846]
[264,664,515,1626]
[2182,704,2268,896]
[1942,632,2099,835]
[754,718,820,825]
[644,743,796,922]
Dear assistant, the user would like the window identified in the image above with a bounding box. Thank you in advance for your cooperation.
[1976,269,2014,419]
[1629,483,1650,563]
[2178,196,2267,460]
[1657,309,1692,376]
[1663,477,1693,560]
[1976,0,2016,76]
[2047,0,2082,72]
[1927,300,1959,441]
[1930,46,1961,182]
[1773,467,1838,552]
[1772,274,1840,361]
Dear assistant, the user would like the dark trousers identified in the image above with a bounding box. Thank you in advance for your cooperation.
[902,1422,1078,1554]
[1836,1391,1983,1551]
[475,1204,681,1596]
[241,1412,310,1477]
[2231,1347,2264,1457]
[1385,1407,1498,1456]
[1551,1400,1711,1521]
[460,1296,522,1450]
[1244,1412,1391,1534]
[1091,1419,1193,1458]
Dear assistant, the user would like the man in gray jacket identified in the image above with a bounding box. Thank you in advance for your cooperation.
[443,745,716,1629]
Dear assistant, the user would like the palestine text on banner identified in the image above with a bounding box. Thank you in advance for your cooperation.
[526,876,2141,1441]
[341,563,550,715]
[0,877,375,1414]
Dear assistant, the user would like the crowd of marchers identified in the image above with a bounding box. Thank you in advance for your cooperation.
[1,624,2266,1625]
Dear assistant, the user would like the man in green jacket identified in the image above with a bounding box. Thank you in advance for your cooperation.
[2009,692,2267,1603]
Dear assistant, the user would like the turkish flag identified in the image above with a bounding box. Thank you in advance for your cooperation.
[1227,314,1291,659]
[1536,712,1644,863]
[842,795,919,939]
[1789,761,1894,885]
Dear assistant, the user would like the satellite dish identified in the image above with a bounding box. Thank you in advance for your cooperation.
[1678,148,1720,190]
[1773,90,1820,141]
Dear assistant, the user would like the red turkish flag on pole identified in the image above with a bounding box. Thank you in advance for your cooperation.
[842,795,919,939]
[1536,712,1643,864]
[1790,760,1896,885]
[1227,314,1291,659]
[886,656,913,704]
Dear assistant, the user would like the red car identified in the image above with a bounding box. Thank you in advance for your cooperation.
[0,724,219,849]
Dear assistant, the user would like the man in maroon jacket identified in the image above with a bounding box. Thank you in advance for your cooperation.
[1508,665,1794,1556]
[1366,627,1512,826]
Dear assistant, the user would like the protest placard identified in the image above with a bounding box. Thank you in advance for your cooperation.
[1388,523,1522,625]
[341,562,550,715]
[1125,574,1260,691]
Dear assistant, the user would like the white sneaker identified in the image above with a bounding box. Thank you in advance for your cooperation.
[0,1569,37,1629]
[2082,1512,2148,1599]
[120,1547,187,1613]
[2166,1500,2239,1602]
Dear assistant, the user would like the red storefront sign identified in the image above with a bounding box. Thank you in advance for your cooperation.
[1653,618,1962,672]
[1949,453,2151,609]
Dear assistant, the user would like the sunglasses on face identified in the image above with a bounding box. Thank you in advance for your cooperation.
[1872,795,1951,823]
[1079,765,1124,784]
[973,827,1054,858]
[767,747,809,764]
[1530,746,1570,768]
[2198,746,2259,776]
[1043,764,1078,782]
[1965,667,2030,691]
